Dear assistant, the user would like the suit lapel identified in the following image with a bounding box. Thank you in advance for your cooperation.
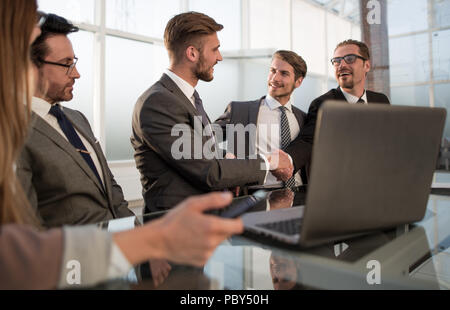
[63,111,108,196]
[366,91,380,104]
[292,107,304,128]
[335,87,348,101]
[32,113,106,195]
[248,97,264,126]
[159,74,203,124]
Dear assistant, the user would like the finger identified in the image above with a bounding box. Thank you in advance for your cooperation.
[184,192,233,212]
[204,217,244,235]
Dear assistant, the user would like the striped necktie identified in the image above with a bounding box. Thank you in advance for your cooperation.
[280,106,296,188]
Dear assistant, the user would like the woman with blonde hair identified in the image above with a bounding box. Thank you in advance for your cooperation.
[0,0,243,289]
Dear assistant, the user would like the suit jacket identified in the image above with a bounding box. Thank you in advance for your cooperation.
[131,74,267,213]
[286,87,391,176]
[16,108,133,228]
[214,97,308,184]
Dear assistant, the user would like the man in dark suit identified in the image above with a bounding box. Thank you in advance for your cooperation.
[215,50,308,188]
[16,14,133,227]
[286,39,391,179]
[131,12,291,213]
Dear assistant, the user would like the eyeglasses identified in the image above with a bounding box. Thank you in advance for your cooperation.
[38,57,78,75]
[331,54,367,66]
[36,11,47,27]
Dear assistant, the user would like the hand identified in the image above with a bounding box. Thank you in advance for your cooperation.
[271,167,294,182]
[267,149,293,171]
[158,192,244,266]
[225,152,236,159]
[149,259,172,287]
[114,192,244,268]
[268,189,294,210]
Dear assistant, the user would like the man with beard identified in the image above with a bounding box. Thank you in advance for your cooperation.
[16,14,133,227]
[215,51,308,189]
[285,40,390,180]
[131,12,292,213]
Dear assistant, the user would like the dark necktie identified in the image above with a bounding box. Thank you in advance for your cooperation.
[280,106,296,188]
[193,90,219,157]
[193,90,211,128]
[49,104,103,186]
[357,97,365,104]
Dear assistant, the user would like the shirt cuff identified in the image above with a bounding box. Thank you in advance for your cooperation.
[258,153,270,184]
[108,241,133,278]
[59,225,112,288]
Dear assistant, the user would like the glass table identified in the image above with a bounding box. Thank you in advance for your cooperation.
[96,188,450,290]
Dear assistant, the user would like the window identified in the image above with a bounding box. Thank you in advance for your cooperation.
[38,0,95,24]
[389,33,430,84]
[248,0,291,50]
[387,0,428,36]
[37,0,450,198]
[105,37,168,160]
[63,31,95,124]
[106,0,181,39]
[292,0,327,75]
[189,0,242,50]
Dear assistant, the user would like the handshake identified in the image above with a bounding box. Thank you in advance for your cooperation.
[267,149,294,182]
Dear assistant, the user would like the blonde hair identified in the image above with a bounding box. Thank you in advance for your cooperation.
[0,0,40,226]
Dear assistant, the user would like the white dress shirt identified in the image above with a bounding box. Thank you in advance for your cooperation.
[256,95,302,186]
[32,97,132,278]
[165,69,196,107]
[341,89,368,104]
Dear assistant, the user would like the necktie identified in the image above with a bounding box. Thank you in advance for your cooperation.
[49,104,103,186]
[193,90,219,157]
[193,90,211,128]
[357,97,365,104]
[280,106,296,188]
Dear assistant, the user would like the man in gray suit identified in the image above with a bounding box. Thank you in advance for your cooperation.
[131,12,292,213]
[16,14,133,228]
[215,50,308,188]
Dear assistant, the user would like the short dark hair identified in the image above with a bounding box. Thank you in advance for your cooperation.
[335,39,370,60]
[164,11,223,63]
[273,50,308,80]
[31,13,79,66]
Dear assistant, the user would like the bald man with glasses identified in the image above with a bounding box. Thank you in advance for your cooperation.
[16,13,133,228]
[284,39,390,181]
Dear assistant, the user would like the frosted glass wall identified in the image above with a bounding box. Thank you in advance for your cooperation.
[105,37,169,160]
[106,0,181,39]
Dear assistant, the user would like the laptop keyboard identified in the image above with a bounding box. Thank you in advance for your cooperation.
[256,218,302,236]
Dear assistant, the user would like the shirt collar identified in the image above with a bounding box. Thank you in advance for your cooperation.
[165,69,195,101]
[32,96,57,118]
[341,88,367,104]
[265,94,294,112]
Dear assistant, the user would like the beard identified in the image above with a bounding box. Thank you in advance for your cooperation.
[269,83,296,99]
[339,79,354,89]
[194,54,214,82]
[337,70,355,89]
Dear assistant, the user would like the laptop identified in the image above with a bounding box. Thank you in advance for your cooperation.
[242,101,446,248]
